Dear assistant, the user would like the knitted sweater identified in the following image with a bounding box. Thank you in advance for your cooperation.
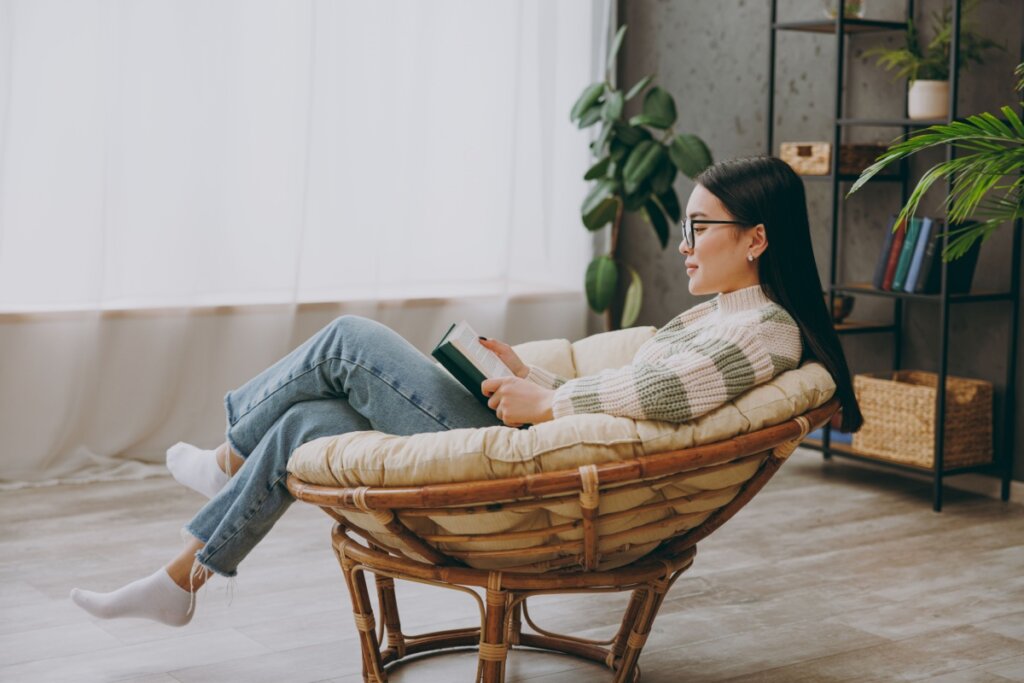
[525,284,803,422]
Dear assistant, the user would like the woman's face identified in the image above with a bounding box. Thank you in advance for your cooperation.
[679,184,764,296]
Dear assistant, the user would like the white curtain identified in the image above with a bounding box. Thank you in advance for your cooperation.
[0,0,610,485]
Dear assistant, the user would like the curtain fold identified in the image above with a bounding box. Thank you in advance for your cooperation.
[0,0,609,486]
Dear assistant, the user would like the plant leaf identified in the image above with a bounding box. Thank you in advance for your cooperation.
[650,154,677,195]
[584,157,611,181]
[656,188,681,223]
[625,74,653,101]
[638,86,677,129]
[601,91,624,122]
[613,121,651,146]
[644,200,670,249]
[620,265,643,328]
[669,134,713,178]
[570,83,604,122]
[582,197,619,231]
[607,25,627,71]
[581,178,617,217]
[585,255,619,313]
[622,140,664,194]
[577,104,603,129]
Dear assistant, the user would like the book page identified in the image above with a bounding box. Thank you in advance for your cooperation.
[448,321,515,379]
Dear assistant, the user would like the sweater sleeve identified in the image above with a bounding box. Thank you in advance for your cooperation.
[549,325,776,422]
[524,364,569,390]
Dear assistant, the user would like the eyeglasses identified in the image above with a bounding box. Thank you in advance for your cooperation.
[680,217,749,250]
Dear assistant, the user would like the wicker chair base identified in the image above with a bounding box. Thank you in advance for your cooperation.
[332,523,699,683]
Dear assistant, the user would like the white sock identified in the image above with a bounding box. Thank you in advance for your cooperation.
[70,568,195,627]
[166,442,230,499]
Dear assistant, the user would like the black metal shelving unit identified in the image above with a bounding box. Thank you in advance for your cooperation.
[766,0,1020,511]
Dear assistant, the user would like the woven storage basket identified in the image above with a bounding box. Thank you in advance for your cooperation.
[780,142,888,176]
[852,370,993,469]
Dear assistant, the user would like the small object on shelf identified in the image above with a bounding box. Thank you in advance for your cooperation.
[822,0,866,19]
[908,79,950,120]
[780,142,830,175]
[891,217,925,291]
[852,370,993,469]
[825,292,856,323]
[880,215,908,290]
[780,142,890,176]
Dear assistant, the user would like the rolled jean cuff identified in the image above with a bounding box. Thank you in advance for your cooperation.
[183,523,238,579]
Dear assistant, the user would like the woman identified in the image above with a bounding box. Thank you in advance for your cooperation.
[70,155,862,626]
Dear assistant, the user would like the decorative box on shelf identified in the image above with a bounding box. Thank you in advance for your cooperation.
[852,370,993,469]
[780,142,889,176]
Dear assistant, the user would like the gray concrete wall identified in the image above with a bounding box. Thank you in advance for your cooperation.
[598,0,1023,482]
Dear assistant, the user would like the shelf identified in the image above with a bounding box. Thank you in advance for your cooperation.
[832,282,1014,303]
[833,320,896,335]
[838,117,946,127]
[799,173,901,183]
[773,19,907,34]
[801,438,997,476]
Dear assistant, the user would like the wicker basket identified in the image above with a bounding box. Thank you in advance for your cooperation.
[780,142,889,176]
[852,371,993,469]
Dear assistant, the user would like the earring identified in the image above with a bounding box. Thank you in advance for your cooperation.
[747,253,755,262]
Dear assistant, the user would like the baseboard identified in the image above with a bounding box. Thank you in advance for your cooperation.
[793,447,1023,504]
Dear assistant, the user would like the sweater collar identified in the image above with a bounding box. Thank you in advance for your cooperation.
[716,284,772,314]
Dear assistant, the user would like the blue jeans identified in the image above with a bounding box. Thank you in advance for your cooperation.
[183,315,503,577]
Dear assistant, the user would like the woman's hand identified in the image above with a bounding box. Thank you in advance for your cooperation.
[478,337,529,379]
[480,377,555,428]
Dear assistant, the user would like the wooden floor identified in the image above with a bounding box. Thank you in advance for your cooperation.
[2,449,1022,683]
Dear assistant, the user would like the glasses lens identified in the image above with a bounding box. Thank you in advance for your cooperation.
[683,218,694,248]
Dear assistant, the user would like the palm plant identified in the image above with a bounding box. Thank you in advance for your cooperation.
[571,25,713,330]
[848,62,1024,262]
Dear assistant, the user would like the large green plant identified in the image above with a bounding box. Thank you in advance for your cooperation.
[571,25,712,330]
[848,62,1024,261]
[864,0,1001,82]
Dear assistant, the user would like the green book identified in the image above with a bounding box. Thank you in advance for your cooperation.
[431,320,516,412]
[892,216,923,292]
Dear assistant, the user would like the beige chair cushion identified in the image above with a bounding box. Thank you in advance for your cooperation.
[286,326,835,571]
[288,326,834,488]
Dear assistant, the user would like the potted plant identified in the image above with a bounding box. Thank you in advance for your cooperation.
[864,0,1001,120]
[571,25,713,330]
[848,62,1024,263]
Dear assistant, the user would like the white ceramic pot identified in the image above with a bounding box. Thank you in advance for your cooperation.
[908,80,950,120]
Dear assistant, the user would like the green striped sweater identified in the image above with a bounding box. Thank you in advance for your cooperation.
[526,284,803,422]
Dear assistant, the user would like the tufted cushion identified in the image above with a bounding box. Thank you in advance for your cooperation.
[288,326,834,488]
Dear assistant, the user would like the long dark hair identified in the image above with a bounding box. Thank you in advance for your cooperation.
[696,155,863,433]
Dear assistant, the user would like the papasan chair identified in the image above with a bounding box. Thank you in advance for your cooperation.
[286,324,839,682]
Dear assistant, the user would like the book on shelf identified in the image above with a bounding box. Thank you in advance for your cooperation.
[880,215,907,290]
[891,216,924,292]
[871,214,899,290]
[946,223,982,294]
[806,427,853,445]
[911,220,981,294]
[904,216,935,294]
[431,320,516,412]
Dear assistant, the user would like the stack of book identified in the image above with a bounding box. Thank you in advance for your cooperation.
[871,215,980,294]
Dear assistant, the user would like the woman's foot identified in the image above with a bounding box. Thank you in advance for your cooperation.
[70,568,195,626]
[166,442,233,498]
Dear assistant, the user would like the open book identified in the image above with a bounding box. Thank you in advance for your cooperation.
[431,320,515,411]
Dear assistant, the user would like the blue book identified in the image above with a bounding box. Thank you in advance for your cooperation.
[807,427,853,445]
[904,216,934,294]
[912,219,944,293]
[892,217,923,292]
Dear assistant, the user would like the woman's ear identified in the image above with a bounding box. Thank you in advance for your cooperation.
[750,223,768,258]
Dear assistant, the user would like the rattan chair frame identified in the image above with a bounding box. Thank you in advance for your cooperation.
[286,398,839,682]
